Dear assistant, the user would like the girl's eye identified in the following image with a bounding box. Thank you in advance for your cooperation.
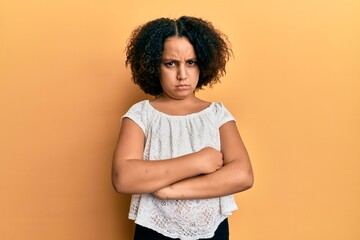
[187,60,197,66]
[165,62,175,67]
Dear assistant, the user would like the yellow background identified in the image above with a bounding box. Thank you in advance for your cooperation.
[1,0,359,239]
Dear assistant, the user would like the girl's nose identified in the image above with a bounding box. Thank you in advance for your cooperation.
[177,66,187,80]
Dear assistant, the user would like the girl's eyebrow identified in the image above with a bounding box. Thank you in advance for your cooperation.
[162,58,177,61]
[162,57,197,61]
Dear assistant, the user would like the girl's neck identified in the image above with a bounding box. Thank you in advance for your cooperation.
[150,94,210,116]
[155,93,199,103]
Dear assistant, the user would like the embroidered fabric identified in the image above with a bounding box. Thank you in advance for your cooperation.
[122,100,238,240]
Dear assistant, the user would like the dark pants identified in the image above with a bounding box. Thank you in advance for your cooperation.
[134,218,229,240]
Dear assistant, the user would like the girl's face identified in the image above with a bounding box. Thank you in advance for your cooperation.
[159,36,200,100]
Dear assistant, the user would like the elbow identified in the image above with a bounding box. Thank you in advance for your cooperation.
[112,170,149,194]
[112,160,136,194]
[243,169,254,190]
[236,169,254,192]
[112,174,123,193]
[112,172,130,194]
[244,172,254,190]
[112,182,124,194]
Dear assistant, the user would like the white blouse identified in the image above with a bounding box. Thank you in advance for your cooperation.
[122,100,238,240]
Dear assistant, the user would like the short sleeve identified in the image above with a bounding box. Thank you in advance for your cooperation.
[215,103,236,128]
[122,101,147,134]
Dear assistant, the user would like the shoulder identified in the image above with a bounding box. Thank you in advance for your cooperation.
[123,100,155,117]
[126,100,149,111]
[210,102,236,127]
[122,100,152,133]
[211,102,225,112]
[211,102,231,114]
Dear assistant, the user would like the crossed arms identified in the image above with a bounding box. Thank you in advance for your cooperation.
[112,118,253,200]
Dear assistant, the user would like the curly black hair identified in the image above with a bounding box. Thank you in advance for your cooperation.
[125,16,232,96]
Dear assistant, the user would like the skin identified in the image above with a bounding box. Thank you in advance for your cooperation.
[112,36,253,199]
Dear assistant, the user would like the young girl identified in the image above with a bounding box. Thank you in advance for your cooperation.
[112,16,253,240]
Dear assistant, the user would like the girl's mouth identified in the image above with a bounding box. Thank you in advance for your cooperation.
[176,84,190,89]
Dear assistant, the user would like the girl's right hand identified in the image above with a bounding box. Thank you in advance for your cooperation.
[198,147,223,174]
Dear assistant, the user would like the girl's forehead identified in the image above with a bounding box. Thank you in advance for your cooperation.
[162,36,196,58]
